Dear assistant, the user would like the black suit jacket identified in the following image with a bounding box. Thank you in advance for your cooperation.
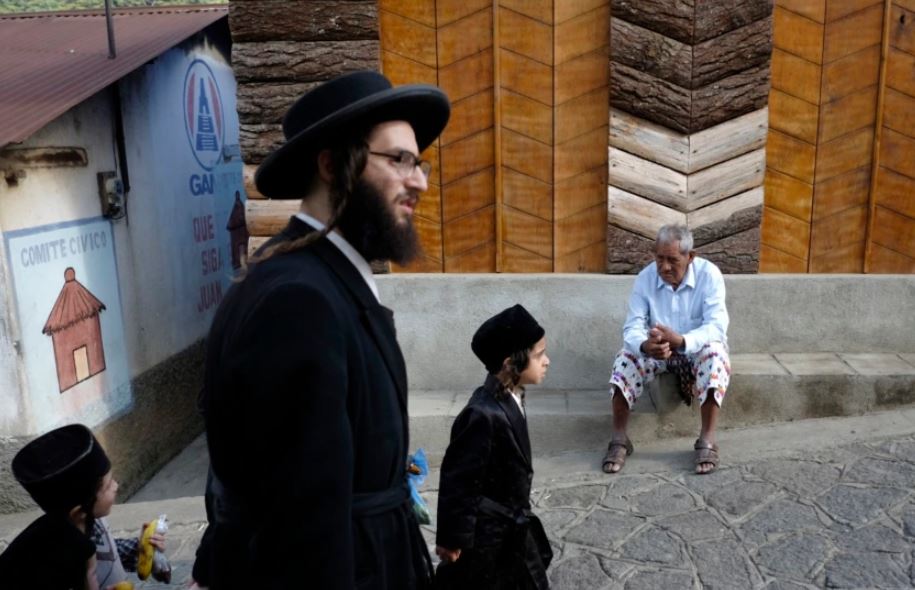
[436,375,550,589]
[196,217,430,589]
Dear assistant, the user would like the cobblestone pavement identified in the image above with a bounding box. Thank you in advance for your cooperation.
[533,434,915,589]
[112,432,915,589]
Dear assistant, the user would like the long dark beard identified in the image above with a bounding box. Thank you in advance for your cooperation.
[336,178,422,265]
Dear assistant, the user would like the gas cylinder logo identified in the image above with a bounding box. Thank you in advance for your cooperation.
[183,59,224,171]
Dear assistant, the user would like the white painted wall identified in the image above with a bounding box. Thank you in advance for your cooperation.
[0,30,242,436]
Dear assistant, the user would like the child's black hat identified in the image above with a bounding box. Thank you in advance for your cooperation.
[11,424,111,514]
[472,304,545,373]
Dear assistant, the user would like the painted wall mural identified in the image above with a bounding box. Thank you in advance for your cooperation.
[4,218,130,432]
[43,267,107,392]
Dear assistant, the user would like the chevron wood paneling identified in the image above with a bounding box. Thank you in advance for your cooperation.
[867,1,915,272]
[500,0,609,272]
[379,1,608,273]
[378,0,443,271]
[607,1,772,273]
[608,109,767,270]
[761,0,885,272]
[380,0,497,272]
[760,0,915,274]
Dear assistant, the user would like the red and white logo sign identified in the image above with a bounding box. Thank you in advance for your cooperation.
[183,59,224,171]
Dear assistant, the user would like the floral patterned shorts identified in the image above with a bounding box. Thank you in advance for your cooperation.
[608,341,730,408]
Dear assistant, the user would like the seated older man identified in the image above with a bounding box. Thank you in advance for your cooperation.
[602,224,730,475]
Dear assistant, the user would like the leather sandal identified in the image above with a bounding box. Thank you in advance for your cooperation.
[601,438,634,474]
[694,439,720,474]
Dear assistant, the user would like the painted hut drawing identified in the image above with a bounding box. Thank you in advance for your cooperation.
[226,190,248,270]
[42,267,107,393]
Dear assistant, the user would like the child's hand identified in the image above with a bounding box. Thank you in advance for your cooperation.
[435,545,461,563]
[139,522,167,551]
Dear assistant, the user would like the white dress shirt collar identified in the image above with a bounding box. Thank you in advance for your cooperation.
[294,212,380,302]
[509,387,525,417]
[656,260,696,292]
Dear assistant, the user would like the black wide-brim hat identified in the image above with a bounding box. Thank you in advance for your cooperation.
[255,71,451,199]
[12,424,111,515]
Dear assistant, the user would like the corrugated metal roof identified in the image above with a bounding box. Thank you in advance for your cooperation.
[0,5,227,148]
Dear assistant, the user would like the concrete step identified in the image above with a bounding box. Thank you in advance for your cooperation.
[412,352,915,463]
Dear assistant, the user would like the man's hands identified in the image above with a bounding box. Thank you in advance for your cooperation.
[640,323,685,359]
[435,545,462,563]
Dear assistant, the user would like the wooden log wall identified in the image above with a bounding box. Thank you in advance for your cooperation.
[761,0,915,273]
[381,0,610,273]
[606,0,773,274]
[232,0,913,275]
[232,0,380,203]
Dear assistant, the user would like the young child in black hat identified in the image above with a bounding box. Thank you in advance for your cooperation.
[0,424,165,590]
[435,304,554,589]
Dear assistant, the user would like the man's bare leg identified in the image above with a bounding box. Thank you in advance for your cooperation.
[603,386,632,474]
[697,392,720,474]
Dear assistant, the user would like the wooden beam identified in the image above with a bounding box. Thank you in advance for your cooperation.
[608,147,687,210]
[243,164,264,199]
[688,187,764,245]
[492,0,505,272]
[864,0,893,273]
[246,199,299,237]
[687,148,767,211]
[607,185,685,239]
[609,108,689,173]
[689,107,769,172]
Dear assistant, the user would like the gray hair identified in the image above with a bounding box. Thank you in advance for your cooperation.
[656,224,693,254]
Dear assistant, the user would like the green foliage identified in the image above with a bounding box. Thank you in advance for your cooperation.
[0,0,226,14]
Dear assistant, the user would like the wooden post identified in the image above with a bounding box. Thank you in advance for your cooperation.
[493,0,503,272]
[863,0,893,273]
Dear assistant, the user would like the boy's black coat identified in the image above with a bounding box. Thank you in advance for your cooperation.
[436,375,551,589]
[0,513,96,589]
[195,217,431,589]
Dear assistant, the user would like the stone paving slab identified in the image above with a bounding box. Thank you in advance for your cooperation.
[731,353,788,375]
[773,353,856,375]
[841,353,915,375]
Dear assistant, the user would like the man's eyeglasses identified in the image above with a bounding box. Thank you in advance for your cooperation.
[368,150,432,179]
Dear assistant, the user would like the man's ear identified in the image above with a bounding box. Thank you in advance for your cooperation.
[687,250,696,264]
[316,149,334,184]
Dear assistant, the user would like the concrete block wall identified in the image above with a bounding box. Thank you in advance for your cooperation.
[378,274,915,391]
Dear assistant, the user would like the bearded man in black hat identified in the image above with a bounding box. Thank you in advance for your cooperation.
[191,71,450,589]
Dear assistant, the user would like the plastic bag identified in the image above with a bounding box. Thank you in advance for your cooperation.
[138,514,173,583]
[407,449,431,525]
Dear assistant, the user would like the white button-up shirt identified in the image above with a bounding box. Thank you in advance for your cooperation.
[622,257,728,356]
[294,212,380,303]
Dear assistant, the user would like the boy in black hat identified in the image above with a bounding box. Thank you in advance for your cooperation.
[0,424,165,590]
[192,70,450,589]
[435,304,554,589]
[0,423,111,589]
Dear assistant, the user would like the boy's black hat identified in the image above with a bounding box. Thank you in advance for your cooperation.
[12,424,111,514]
[255,70,451,199]
[472,304,545,374]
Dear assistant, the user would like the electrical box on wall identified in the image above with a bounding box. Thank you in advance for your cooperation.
[97,171,124,218]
